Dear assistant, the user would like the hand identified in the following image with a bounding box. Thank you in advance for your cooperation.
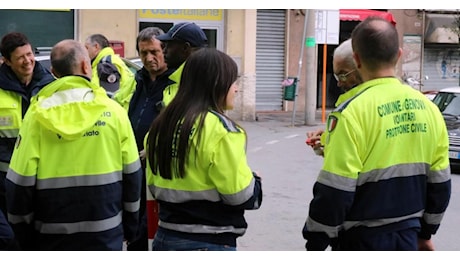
[306,129,324,156]
[139,149,146,160]
[418,238,434,251]
[306,129,324,140]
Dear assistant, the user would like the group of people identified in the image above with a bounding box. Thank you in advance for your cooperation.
[0,22,262,251]
[0,16,452,252]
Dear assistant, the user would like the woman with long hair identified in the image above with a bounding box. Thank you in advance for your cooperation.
[145,48,262,251]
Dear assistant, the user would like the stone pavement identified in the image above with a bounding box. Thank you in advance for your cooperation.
[253,109,330,127]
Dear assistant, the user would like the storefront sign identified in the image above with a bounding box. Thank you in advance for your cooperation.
[139,9,222,21]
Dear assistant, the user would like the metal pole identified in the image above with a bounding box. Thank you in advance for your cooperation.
[421,9,426,90]
[321,44,327,123]
[291,9,309,126]
[304,9,317,126]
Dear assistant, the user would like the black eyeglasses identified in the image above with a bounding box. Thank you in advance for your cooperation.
[334,69,356,82]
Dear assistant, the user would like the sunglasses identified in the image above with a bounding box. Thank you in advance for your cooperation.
[334,69,356,82]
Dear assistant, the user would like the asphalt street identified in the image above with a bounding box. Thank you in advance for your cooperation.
[236,111,460,251]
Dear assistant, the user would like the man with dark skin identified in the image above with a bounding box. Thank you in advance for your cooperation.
[156,22,208,107]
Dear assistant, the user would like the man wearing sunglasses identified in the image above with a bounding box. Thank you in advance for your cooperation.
[306,39,362,156]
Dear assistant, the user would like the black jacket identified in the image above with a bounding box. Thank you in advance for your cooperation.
[128,67,174,151]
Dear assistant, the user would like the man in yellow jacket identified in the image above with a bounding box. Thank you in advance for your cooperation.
[6,39,142,250]
[306,39,362,156]
[85,33,136,98]
[156,22,208,106]
[0,32,55,216]
[302,17,451,251]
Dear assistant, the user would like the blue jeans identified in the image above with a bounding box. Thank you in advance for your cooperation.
[152,228,236,251]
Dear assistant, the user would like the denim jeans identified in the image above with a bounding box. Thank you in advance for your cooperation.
[152,228,236,251]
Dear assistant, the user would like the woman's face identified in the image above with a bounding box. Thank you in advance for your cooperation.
[225,79,239,110]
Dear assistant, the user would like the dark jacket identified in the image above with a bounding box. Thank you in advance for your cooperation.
[128,67,174,151]
[0,209,17,250]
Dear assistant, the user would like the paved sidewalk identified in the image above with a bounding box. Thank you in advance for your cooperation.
[250,109,330,127]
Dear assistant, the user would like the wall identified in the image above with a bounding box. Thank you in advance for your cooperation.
[226,10,257,121]
[77,10,138,58]
[286,10,310,113]
[390,9,424,79]
[77,9,255,121]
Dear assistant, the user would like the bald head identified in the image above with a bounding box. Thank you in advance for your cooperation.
[51,39,92,78]
[351,17,399,72]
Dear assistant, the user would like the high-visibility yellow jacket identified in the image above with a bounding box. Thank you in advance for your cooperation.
[162,62,185,107]
[0,62,55,174]
[303,78,451,250]
[91,47,136,98]
[319,84,365,147]
[6,75,142,250]
[145,110,262,247]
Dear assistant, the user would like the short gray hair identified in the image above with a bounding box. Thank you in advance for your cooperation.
[136,27,165,53]
[333,39,355,69]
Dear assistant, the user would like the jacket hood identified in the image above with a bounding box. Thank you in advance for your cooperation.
[92,47,116,68]
[30,75,108,140]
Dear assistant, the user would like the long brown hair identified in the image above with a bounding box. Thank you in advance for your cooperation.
[147,48,238,179]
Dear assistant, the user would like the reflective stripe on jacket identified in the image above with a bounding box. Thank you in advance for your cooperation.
[303,78,451,249]
[145,110,262,245]
[6,75,142,250]
[0,62,55,171]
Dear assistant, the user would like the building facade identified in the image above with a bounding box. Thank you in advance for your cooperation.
[2,9,456,122]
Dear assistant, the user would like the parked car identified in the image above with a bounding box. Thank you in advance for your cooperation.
[35,52,142,77]
[431,87,460,171]
[422,90,438,101]
[121,57,142,74]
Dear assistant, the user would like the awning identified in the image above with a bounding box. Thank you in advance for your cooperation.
[425,13,458,44]
[339,9,396,25]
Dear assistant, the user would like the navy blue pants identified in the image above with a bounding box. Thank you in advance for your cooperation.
[152,228,236,251]
[334,227,418,251]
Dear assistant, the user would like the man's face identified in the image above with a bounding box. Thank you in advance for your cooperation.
[138,38,166,75]
[162,40,187,69]
[4,44,35,79]
[333,56,360,93]
[84,41,99,60]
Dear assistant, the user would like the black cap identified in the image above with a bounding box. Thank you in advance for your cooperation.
[97,60,121,96]
[157,22,208,47]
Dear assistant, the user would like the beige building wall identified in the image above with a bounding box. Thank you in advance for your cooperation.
[73,9,425,119]
[76,9,257,121]
[226,9,257,121]
[286,10,310,113]
[77,10,138,58]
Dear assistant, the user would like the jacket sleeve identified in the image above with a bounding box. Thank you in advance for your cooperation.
[302,112,358,250]
[209,132,262,210]
[419,121,451,240]
[5,115,39,250]
[119,112,143,242]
